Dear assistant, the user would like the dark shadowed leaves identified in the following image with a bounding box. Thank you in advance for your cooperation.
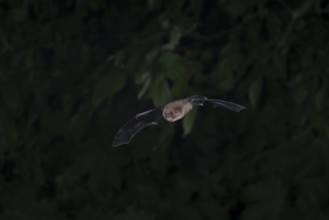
[183,108,198,137]
[92,70,126,108]
[1,0,329,219]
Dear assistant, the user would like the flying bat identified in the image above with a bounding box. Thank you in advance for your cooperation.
[112,95,246,147]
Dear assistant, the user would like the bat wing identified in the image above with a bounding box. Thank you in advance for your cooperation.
[188,95,246,112]
[112,107,163,147]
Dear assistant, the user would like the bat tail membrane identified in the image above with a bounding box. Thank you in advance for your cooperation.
[206,99,246,112]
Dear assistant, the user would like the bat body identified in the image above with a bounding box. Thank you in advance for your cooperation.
[112,95,245,147]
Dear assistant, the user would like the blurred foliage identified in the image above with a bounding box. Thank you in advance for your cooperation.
[1,0,329,219]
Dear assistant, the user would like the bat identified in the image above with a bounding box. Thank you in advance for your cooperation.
[112,95,246,147]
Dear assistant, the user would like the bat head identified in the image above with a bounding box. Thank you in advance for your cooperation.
[162,99,193,122]
[163,105,183,122]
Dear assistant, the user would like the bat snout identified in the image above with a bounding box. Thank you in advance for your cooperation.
[164,111,184,122]
[164,114,176,122]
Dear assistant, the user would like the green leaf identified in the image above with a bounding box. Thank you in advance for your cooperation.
[149,75,171,106]
[7,125,18,141]
[243,177,286,220]
[40,110,67,136]
[249,78,262,108]
[145,49,160,65]
[292,85,308,105]
[92,70,126,108]
[66,107,89,140]
[151,150,169,173]
[12,8,27,21]
[1,83,21,111]
[216,61,235,91]
[183,108,197,137]
[201,49,213,61]
[158,52,186,79]
[113,204,155,220]
[2,188,58,220]
[315,85,327,111]
[136,72,152,99]
[292,0,313,20]
[161,27,182,51]
[148,0,162,11]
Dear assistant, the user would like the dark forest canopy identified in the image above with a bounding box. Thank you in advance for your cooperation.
[0,0,329,220]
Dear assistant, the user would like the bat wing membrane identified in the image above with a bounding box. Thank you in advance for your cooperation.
[112,108,163,147]
[206,99,246,112]
[188,95,246,112]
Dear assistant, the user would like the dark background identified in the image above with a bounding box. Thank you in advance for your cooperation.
[1,0,329,219]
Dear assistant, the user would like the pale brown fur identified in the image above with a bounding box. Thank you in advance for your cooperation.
[162,99,193,122]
